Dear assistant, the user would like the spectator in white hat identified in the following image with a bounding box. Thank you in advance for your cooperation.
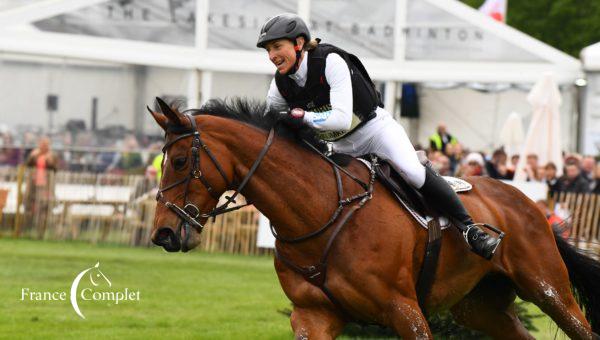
[459,152,486,177]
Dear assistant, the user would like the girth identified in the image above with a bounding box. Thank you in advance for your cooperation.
[373,158,443,314]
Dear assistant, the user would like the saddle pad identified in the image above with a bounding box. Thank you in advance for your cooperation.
[357,158,473,194]
[442,176,473,193]
[357,158,472,230]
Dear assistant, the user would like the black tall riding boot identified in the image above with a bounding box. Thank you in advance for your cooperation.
[418,167,502,260]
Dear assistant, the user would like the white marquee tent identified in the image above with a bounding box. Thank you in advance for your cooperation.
[0,0,583,151]
[581,42,600,155]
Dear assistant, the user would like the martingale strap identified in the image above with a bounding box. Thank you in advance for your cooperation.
[272,151,377,322]
[275,202,366,322]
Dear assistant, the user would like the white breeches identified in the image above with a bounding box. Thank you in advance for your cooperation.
[332,108,426,189]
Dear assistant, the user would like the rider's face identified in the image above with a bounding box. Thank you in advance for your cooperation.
[264,39,298,74]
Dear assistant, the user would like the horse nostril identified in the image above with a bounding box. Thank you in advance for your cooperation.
[158,229,170,240]
[152,227,180,252]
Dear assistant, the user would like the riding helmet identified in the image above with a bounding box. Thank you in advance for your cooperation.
[256,13,311,48]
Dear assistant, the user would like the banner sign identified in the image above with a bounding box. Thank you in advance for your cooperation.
[34,0,196,46]
[33,0,545,63]
[207,0,297,50]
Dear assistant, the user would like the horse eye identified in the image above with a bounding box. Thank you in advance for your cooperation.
[173,157,187,170]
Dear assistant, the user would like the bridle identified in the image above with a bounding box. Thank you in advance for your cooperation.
[155,112,376,318]
[156,114,275,235]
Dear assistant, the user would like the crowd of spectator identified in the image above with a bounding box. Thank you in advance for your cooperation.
[0,128,163,175]
[2,123,600,198]
[426,124,600,195]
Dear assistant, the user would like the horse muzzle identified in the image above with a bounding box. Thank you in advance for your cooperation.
[152,222,202,253]
[152,227,182,252]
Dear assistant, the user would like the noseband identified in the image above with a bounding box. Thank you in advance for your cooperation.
[156,114,275,233]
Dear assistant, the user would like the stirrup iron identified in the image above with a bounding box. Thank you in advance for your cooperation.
[462,223,505,252]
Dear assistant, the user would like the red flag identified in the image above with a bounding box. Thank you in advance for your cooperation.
[479,0,507,22]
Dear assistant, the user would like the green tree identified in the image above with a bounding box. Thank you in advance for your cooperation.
[461,0,600,57]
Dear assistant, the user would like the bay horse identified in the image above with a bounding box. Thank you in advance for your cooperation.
[148,97,600,339]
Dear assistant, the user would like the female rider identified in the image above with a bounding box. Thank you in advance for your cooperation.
[257,13,501,260]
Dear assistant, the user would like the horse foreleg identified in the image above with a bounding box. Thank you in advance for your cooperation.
[290,306,344,340]
[389,295,432,339]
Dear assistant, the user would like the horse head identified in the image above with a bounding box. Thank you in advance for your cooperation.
[147,97,234,252]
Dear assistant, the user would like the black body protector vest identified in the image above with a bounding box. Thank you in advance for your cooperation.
[275,43,383,141]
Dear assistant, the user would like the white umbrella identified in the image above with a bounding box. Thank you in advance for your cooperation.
[514,73,563,181]
[498,111,524,158]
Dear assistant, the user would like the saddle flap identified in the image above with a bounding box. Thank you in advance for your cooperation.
[374,160,430,217]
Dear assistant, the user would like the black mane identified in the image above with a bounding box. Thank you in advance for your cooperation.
[184,97,326,151]
[191,97,280,131]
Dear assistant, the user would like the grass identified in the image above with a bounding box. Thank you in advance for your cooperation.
[0,238,291,339]
[0,238,564,339]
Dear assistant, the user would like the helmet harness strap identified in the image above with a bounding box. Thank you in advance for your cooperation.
[285,40,303,76]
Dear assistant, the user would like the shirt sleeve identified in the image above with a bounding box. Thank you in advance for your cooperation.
[302,53,353,131]
[265,78,289,113]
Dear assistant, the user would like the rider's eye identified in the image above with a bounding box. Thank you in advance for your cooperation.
[173,157,187,170]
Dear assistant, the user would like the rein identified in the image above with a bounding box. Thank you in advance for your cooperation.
[270,144,375,243]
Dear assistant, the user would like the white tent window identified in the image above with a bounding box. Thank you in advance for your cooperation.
[405,0,543,62]
[310,0,395,59]
[581,42,600,155]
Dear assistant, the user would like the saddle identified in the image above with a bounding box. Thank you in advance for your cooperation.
[356,150,472,230]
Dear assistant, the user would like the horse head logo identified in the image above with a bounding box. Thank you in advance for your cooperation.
[89,262,111,288]
[70,262,111,319]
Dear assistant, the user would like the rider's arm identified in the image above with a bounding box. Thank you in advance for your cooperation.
[302,53,353,131]
[266,78,289,112]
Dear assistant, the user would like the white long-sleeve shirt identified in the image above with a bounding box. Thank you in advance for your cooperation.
[266,51,353,132]
[267,50,425,187]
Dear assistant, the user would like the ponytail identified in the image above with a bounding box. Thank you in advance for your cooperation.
[304,38,320,51]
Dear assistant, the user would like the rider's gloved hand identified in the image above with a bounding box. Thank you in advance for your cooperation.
[290,108,305,119]
[281,108,305,129]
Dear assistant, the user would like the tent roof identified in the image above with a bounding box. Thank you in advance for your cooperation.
[582,41,600,71]
[0,0,582,84]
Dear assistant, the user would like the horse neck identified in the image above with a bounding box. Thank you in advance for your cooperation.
[208,120,343,240]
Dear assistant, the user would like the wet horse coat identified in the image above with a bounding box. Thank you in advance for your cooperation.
[149,98,600,339]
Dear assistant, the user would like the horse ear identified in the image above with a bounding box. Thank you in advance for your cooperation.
[156,97,185,126]
[147,106,168,131]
